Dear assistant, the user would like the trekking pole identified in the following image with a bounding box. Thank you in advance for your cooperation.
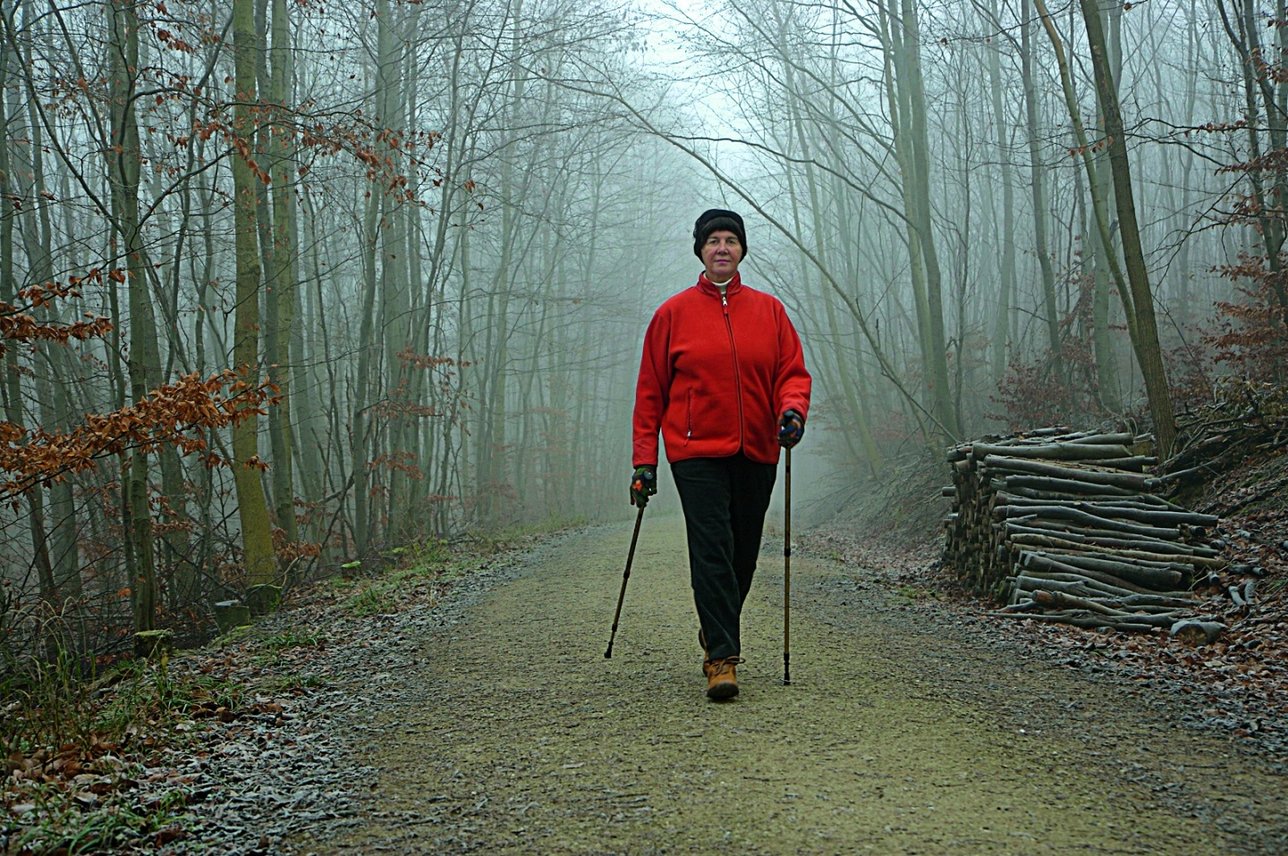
[604,504,646,659]
[783,446,792,686]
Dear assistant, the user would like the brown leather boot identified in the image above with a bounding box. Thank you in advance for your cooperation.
[703,656,743,700]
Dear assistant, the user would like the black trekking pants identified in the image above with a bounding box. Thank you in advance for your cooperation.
[670,454,777,661]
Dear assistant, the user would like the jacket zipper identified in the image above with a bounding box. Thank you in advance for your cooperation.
[721,291,744,450]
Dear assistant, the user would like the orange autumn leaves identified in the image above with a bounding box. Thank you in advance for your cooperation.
[0,270,276,500]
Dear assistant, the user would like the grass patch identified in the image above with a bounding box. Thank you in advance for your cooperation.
[896,584,940,601]
[1,649,242,854]
[250,628,326,669]
[1,648,97,754]
[488,515,587,545]
[95,661,181,737]
[8,787,191,855]
[347,585,396,617]
[261,628,324,650]
[1,655,243,752]
[333,536,466,618]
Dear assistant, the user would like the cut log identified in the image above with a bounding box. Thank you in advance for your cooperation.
[1024,546,1186,574]
[995,493,1180,512]
[1015,570,1138,598]
[135,629,174,660]
[987,610,1159,632]
[1006,532,1225,568]
[972,442,1134,461]
[1169,619,1227,645]
[1079,455,1158,471]
[1015,574,1113,600]
[1017,552,1156,593]
[995,505,1179,540]
[1012,574,1194,608]
[1116,592,1197,609]
[1032,589,1125,616]
[992,475,1144,498]
[1001,521,1220,557]
[1067,431,1138,445]
[1020,550,1183,591]
[214,600,253,633]
[980,455,1148,490]
[995,496,1216,528]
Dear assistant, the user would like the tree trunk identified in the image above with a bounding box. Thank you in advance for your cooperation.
[986,0,1017,388]
[883,0,958,442]
[1021,0,1063,377]
[376,0,413,539]
[351,159,381,555]
[0,22,58,648]
[777,3,882,473]
[108,0,160,642]
[266,0,299,549]
[1077,0,1176,457]
[293,187,324,513]
[898,0,957,440]
[1091,2,1123,412]
[231,0,278,590]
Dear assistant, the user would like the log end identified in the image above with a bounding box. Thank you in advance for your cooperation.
[1169,619,1227,646]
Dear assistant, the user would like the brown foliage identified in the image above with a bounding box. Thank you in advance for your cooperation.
[0,273,277,501]
[1207,255,1288,382]
[0,370,276,499]
[0,273,113,354]
[992,271,1114,429]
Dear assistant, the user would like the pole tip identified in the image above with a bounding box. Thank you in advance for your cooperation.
[603,649,612,659]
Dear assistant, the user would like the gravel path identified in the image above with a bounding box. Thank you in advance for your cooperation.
[218,515,1286,855]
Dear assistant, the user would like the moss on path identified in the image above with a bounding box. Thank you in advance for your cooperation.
[298,516,1287,854]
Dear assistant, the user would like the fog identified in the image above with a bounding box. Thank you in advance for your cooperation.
[0,1,1276,641]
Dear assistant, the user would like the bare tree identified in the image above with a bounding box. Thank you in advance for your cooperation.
[231,0,278,600]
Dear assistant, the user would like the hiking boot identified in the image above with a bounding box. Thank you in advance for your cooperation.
[703,656,743,700]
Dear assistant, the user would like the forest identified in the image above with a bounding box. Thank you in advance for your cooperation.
[1,0,1286,841]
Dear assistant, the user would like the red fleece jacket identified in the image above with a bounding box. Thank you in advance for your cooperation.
[633,272,812,467]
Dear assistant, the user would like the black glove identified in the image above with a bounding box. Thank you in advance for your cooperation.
[778,410,804,448]
[629,465,657,507]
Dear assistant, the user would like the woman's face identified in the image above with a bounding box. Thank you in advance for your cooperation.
[700,230,743,282]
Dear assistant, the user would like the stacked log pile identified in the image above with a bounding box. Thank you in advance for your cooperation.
[944,428,1226,633]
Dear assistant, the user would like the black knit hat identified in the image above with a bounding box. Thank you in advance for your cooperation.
[692,208,747,259]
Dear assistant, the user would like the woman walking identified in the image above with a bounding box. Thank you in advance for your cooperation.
[630,208,811,701]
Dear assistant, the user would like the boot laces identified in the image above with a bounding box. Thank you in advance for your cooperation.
[708,656,744,676]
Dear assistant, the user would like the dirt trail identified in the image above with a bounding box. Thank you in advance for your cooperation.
[294,516,1287,855]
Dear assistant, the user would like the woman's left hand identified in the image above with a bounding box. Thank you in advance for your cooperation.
[777,410,804,448]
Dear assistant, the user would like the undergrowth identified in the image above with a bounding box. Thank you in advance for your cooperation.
[310,528,542,621]
[2,525,577,852]
[1,649,242,853]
